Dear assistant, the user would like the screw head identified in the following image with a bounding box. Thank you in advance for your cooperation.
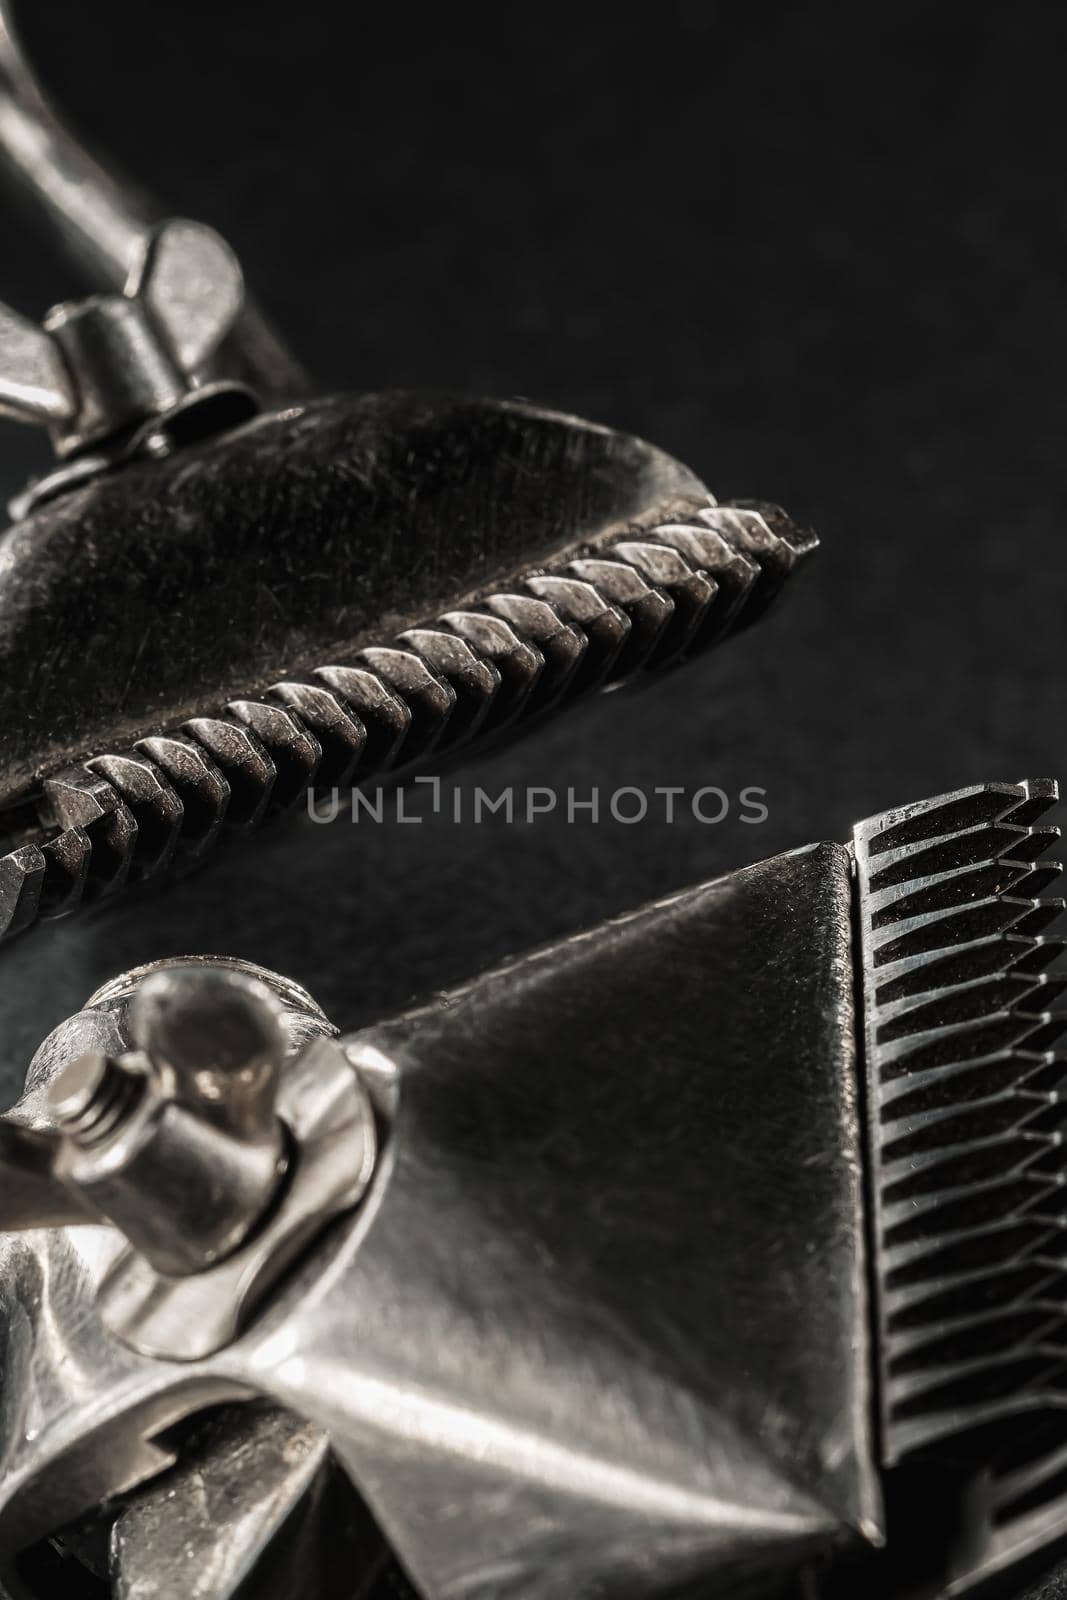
[131,968,285,1138]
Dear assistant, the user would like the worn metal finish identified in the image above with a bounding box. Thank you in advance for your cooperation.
[100,1026,377,1361]
[0,218,248,451]
[15,954,332,1117]
[4,785,1066,1598]
[306,840,878,1598]
[107,1404,388,1600]
[0,393,701,804]
[1,960,377,1365]
[1,959,385,1599]
[0,1115,95,1229]
[0,388,815,945]
[0,3,817,978]
[0,5,835,1597]
[1,786,1064,1599]
[0,842,875,1599]
[0,8,1061,1600]
[39,1400,407,1600]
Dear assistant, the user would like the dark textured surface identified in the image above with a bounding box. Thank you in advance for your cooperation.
[0,390,705,806]
[0,3,1065,1595]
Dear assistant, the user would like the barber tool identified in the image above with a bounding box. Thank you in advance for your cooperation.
[0,780,1063,1600]
[0,1,814,952]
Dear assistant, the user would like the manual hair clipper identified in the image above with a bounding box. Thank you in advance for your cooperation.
[0,781,1064,1600]
[0,8,827,1597]
[0,2,813,952]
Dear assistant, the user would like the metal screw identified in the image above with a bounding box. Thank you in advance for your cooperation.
[46,1050,142,1146]
[45,970,292,1276]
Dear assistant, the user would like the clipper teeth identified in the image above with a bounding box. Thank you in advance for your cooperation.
[561,558,674,675]
[697,502,816,619]
[607,541,716,662]
[354,647,457,762]
[226,702,322,812]
[182,718,277,827]
[522,575,631,692]
[0,843,45,938]
[40,768,137,898]
[645,523,758,644]
[88,751,186,878]
[855,779,1067,1477]
[134,736,231,859]
[392,629,502,747]
[306,668,409,770]
[0,502,814,943]
[480,594,586,711]
[268,676,369,789]
[435,612,545,731]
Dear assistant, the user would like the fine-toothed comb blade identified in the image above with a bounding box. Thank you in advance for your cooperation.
[855,778,1067,1592]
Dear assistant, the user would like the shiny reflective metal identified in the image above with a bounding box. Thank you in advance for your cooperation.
[0,853,871,1599]
[4,217,256,513]
[0,4,836,1599]
[1,217,248,441]
[47,977,290,1280]
[0,783,1064,1600]
[4,959,377,1364]
[0,1,277,510]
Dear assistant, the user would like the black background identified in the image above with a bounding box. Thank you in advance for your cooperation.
[3,4,1067,1597]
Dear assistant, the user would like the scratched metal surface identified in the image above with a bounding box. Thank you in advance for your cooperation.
[0,390,703,807]
[3,6,1065,1092]
[0,3,1064,1596]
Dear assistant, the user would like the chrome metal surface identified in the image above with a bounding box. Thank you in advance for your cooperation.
[0,958,376,1363]
[0,842,876,1599]
[0,5,835,1596]
[0,299,69,425]
[0,958,359,1594]
[49,1051,286,1282]
[101,1028,377,1361]
[0,1115,94,1229]
[4,788,1066,1599]
[5,780,1066,1600]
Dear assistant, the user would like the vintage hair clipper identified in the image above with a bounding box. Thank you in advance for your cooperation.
[0,1,815,953]
[0,780,1064,1600]
[0,7,828,1598]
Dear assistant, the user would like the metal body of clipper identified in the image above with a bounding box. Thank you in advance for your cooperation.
[0,780,1063,1600]
[4,9,1058,1600]
[0,2,814,951]
[0,7,829,1599]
